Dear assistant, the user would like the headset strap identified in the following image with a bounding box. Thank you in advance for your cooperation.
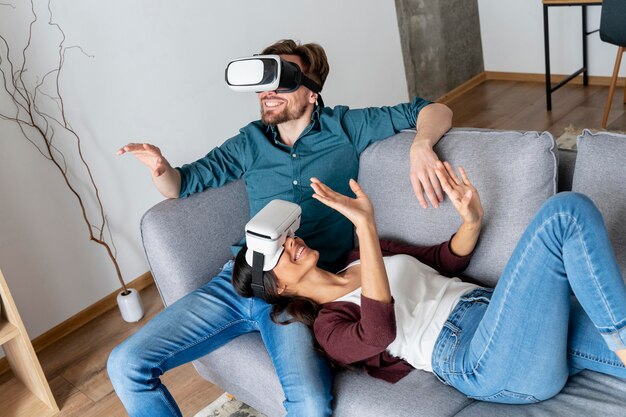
[251,251,267,300]
[300,76,325,108]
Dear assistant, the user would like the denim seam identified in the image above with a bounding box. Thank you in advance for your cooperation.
[468,212,567,375]
[438,297,480,377]
[152,318,252,370]
[567,347,624,367]
[157,388,180,416]
[568,212,622,332]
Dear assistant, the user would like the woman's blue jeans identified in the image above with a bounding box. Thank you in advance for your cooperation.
[432,192,626,404]
[107,261,332,417]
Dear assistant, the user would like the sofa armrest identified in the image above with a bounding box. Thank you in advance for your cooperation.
[140,180,249,306]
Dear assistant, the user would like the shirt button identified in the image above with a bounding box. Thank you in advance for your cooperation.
[293,180,298,185]
[292,153,297,158]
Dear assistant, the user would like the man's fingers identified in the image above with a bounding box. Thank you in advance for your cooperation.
[410,174,428,208]
[421,178,439,209]
[118,143,160,156]
[429,170,444,203]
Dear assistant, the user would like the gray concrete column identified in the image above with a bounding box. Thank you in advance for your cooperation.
[394,0,484,100]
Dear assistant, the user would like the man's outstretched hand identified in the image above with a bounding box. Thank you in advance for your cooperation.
[118,143,171,178]
[409,141,444,209]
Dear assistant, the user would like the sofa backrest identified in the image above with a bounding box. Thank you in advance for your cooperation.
[571,129,626,278]
[359,128,558,287]
[142,128,626,308]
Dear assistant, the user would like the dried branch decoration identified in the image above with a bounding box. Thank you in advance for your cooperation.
[0,0,129,294]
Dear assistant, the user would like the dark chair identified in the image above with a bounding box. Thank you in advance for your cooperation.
[600,0,626,129]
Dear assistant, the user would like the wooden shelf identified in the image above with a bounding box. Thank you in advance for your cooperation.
[0,269,58,415]
[0,319,20,345]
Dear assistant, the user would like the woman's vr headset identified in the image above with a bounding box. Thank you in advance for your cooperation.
[245,199,301,300]
[225,55,324,107]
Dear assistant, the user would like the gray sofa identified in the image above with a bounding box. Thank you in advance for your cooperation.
[140,128,626,416]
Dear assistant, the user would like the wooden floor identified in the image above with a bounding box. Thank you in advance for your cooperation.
[0,284,223,417]
[447,79,626,135]
[0,79,625,417]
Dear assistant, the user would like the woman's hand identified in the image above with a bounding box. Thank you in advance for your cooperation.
[434,161,483,226]
[311,178,391,303]
[310,177,374,231]
[434,161,483,256]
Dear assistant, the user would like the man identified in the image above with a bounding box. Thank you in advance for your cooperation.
[109,39,452,417]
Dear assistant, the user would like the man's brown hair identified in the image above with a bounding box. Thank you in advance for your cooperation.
[262,39,330,90]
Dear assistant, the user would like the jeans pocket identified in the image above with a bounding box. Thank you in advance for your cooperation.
[432,322,462,383]
[467,389,541,404]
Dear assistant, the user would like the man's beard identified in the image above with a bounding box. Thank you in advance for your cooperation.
[261,101,308,125]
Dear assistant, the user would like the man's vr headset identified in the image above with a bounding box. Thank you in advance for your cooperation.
[225,54,324,107]
[245,199,301,300]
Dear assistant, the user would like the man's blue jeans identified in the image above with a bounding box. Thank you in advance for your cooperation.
[432,192,626,404]
[107,261,332,417]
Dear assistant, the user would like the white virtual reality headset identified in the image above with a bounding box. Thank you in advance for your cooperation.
[225,54,324,107]
[245,199,301,299]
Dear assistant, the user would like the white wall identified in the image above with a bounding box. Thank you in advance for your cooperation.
[478,0,622,77]
[0,0,408,340]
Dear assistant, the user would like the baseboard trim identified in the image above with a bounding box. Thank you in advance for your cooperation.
[437,72,487,104]
[484,71,625,87]
[0,272,154,376]
[437,70,624,106]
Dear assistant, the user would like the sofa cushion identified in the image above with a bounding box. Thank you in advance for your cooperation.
[572,129,626,279]
[333,367,472,416]
[193,332,478,417]
[454,371,626,417]
[359,128,558,287]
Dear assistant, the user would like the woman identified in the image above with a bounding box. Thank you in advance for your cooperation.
[232,161,626,404]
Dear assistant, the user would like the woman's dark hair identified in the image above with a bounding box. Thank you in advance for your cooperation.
[233,246,355,371]
[232,247,321,329]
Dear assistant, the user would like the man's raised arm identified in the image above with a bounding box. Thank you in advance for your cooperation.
[118,143,182,199]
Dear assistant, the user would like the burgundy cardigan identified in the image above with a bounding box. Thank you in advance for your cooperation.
[313,239,472,383]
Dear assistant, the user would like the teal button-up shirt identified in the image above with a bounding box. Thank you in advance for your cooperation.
[177,97,431,270]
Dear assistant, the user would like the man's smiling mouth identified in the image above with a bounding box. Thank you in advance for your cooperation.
[264,100,285,108]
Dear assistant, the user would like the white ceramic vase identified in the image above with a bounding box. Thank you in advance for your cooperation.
[116,288,144,322]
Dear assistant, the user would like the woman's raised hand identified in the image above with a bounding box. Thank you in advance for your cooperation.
[434,161,483,226]
[310,177,375,230]
[117,143,171,178]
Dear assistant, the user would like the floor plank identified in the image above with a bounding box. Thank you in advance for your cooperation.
[448,80,626,134]
[0,285,225,416]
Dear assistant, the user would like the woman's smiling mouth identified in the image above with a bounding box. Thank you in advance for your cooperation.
[294,244,306,261]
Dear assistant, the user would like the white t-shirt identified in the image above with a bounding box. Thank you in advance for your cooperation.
[335,254,479,372]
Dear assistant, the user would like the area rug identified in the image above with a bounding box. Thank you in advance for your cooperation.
[194,393,267,417]
[556,124,626,150]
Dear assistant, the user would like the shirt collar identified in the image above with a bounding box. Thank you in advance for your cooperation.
[265,105,322,145]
